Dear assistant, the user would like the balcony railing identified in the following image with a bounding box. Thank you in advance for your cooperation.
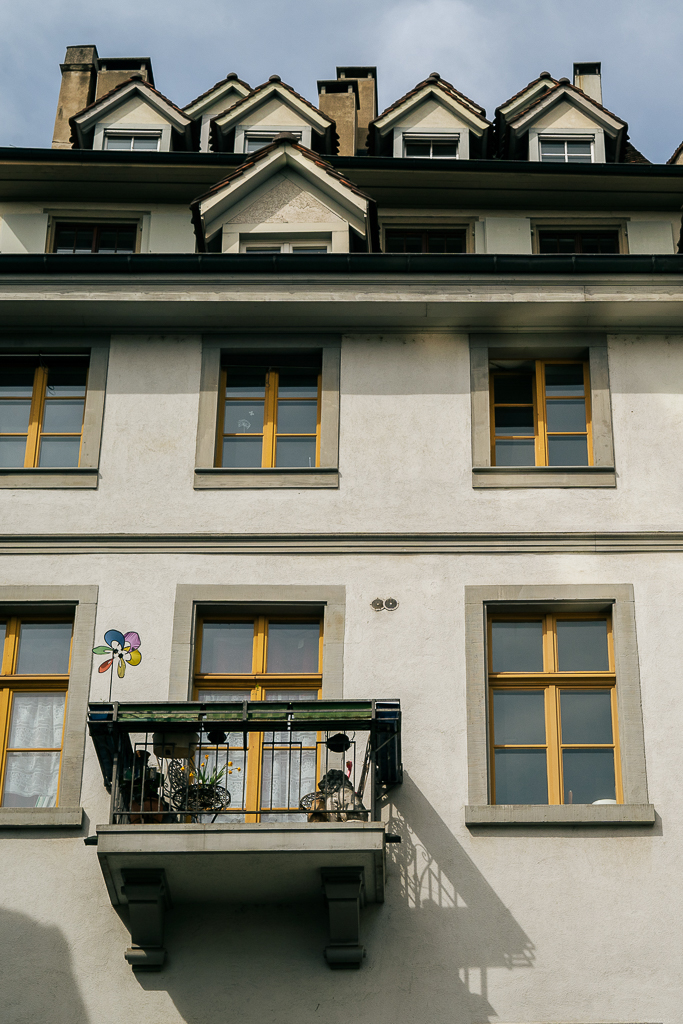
[88,699,402,826]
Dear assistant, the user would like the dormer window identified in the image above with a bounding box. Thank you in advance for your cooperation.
[103,130,161,151]
[241,239,329,254]
[244,130,301,153]
[539,137,593,163]
[403,133,459,158]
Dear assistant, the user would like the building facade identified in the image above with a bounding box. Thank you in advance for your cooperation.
[0,45,681,1024]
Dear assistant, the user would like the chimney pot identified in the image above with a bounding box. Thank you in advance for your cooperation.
[573,61,602,104]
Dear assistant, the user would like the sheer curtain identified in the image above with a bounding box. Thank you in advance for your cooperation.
[3,692,65,807]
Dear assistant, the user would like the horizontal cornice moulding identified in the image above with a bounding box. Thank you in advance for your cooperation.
[3,533,683,555]
[1,253,683,277]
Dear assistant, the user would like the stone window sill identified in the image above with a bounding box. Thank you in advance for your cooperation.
[472,466,616,489]
[194,467,339,489]
[0,467,98,489]
[465,804,655,826]
[0,806,84,828]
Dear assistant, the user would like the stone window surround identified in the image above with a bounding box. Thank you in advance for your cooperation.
[169,585,346,700]
[464,584,654,826]
[470,332,616,488]
[529,127,605,163]
[194,334,341,489]
[0,585,98,829]
[530,217,629,255]
[0,335,109,489]
[93,123,172,152]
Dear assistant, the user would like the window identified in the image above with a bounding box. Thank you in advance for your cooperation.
[384,228,467,253]
[540,138,593,163]
[53,223,138,254]
[241,240,329,254]
[0,617,72,808]
[490,359,592,467]
[218,356,320,469]
[403,133,459,158]
[104,132,161,151]
[488,612,620,806]
[194,615,322,821]
[0,356,88,469]
[244,130,301,153]
[538,229,620,254]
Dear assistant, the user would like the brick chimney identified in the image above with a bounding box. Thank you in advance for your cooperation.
[336,67,377,154]
[317,79,359,156]
[52,45,99,149]
[573,62,602,105]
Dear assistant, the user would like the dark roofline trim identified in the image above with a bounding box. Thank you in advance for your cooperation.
[0,253,681,276]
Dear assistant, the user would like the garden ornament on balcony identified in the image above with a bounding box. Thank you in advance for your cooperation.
[300,768,369,823]
[93,629,142,700]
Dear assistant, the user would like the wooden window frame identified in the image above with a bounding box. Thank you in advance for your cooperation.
[193,613,324,822]
[487,612,623,806]
[49,220,141,255]
[0,361,87,470]
[536,227,622,255]
[538,136,594,164]
[384,227,468,254]
[489,358,593,468]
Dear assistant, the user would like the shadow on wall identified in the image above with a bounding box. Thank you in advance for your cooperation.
[0,908,90,1024]
[135,772,533,1024]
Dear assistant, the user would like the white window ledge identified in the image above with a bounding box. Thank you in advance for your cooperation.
[465,804,655,826]
[0,806,84,828]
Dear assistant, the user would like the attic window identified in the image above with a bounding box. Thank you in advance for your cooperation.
[540,138,593,164]
[104,131,161,152]
[403,133,459,159]
[245,131,301,153]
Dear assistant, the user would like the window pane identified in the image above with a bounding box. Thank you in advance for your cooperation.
[556,619,609,671]
[42,400,84,434]
[72,229,95,253]
[545,364,585,396]
[16,622,72,674]
[277,400,317,434]
[563,749,616,803]
[540,141,566,162]
[493,374,534,404]
[275,437,316,468]
[197,689,253,702]
[494,749,548,803]
[580,231,619,255]
[222,437,263,467]
[132,136,159,150]
[246,136,274,152]
[0,438,27,466]
[493,690,546,745]
[105,136,132,150]
[46,363,88,397]
[2,751,61,807]
[38,438,81,467]
[0,400,31,433]
[54,228,77,252]
[491,620,544,672]
[266,623,320,673]
[495,439,535,466]
[425,231,467,254]
[200,623,254,674]
[404,142,430,157]
[431,141,459,158]
[8,692,66,747]
[546,398,586,433]
[547,435,588,466]
[561,690,613,744]
[224,372,266,398]
[0,365,35,397]
[223,400,264,434]
[385,232,412,253]
[277,371,318,398]
[566,141,592,163]
[262,688,317,818]
[494,407,535,435]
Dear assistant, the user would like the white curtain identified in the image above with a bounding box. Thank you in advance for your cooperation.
[3,693,65,807]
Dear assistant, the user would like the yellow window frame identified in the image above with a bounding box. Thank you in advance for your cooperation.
[216,367,321,468]
[0,363,87,469]
[0,617,72,808]
[487,612,622,805]
[193,614,323,820]
[490,359,593,467]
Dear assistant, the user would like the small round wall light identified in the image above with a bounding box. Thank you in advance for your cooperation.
[384,598,399,611]
[371,599,384,611]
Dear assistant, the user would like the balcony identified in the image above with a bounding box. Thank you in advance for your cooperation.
[87,699,402,970]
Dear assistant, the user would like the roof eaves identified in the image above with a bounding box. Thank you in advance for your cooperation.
[508,81,627,130]
[211,77,334,128]
[372,75,488,128]
[495,74,558,115]
[183,73,252,113]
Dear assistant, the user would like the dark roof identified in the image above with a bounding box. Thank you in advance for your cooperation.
[210,76,334,127]
[69,75,192,146]
[667,140,683,165]
[508,79,627,129]
[495,73,558,115]
[372,73,487,125]
[623,140,651,164]
[183,73,252,112]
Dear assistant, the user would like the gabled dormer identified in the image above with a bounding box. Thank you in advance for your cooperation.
[210,77,337,155]
[191,133,376,253]
[70,76,195,151]
[494,71,559,158]
[184,72,252,152]
[367,72,491,159]
[503,70,627,163]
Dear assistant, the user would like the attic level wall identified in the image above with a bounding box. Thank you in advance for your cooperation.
[532,98,605,132]
[397,98,473,131]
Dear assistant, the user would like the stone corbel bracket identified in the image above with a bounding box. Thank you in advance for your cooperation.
[321,867,366,969]
[121,869,171,971]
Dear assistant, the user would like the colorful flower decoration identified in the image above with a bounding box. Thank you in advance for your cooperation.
[93,629,142,678]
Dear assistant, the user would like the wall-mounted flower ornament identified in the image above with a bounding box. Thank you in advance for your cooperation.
[93,629,142,679]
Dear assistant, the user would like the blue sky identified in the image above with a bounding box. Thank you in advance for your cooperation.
[2,0,683,161]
